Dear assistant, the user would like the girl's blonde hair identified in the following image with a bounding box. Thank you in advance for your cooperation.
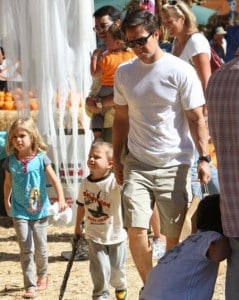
[162,1,198,34]
[6,117,47,155]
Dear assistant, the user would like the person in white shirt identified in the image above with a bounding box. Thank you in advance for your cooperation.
[74,141,127,300]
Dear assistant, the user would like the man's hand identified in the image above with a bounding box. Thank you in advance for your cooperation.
[197,161,211,184]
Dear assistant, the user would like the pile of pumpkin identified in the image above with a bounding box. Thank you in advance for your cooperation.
[0,88,40,111]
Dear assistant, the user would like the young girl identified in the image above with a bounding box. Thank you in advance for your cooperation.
[3,117,68,299]
[89,25,135,141]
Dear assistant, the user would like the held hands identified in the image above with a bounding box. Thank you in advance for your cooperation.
[113,161,124,186]
[197,161,211,184]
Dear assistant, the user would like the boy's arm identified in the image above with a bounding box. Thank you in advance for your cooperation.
[3,171,12,215]
[45,164,68,211]
[207,237,231,262]
[74,204,85,237]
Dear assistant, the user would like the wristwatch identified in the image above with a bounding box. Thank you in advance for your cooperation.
[96,97,103,109]
[198,155,211,163]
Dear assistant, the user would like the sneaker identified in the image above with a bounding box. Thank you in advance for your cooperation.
[152,237,166,260]
[115,289,127,300]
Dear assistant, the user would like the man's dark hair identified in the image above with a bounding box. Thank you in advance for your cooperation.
[196,194,223,234]
[93,5,121,22]
[121,9,160,35]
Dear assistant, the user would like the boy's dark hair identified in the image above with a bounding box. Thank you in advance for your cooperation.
[121,9,160,35]
[196,194,223,235]
[93,5,121,22]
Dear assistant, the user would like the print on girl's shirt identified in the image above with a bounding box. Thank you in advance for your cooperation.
[27,187,42,213]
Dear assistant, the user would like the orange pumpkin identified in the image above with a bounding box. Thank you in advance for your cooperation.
[0,100,4,109]
[29,99,40,110]
[3,101,15,110]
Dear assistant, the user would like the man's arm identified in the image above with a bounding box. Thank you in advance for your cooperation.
[112,103,129,185]
[185,106,211,184]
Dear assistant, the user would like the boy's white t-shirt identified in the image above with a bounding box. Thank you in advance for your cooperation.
[140,230,223,300]
[77,172,127,245]
[114,53,205,168]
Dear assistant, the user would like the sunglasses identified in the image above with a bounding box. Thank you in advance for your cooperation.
[93,23,112,32]
[125,33,152,48]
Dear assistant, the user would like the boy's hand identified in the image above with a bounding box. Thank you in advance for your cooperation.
[74,227,84,237]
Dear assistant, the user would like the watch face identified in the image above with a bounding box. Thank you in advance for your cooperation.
[199,155,211,163]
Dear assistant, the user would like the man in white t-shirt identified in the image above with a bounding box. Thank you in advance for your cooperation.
[112,9,211,287]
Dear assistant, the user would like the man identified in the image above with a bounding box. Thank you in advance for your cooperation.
[207,54,239,300]
[112,9,211,285]
[86,5,121,142]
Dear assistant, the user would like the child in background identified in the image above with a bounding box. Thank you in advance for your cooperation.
[74,141,127,300]
[3,117,68,299]
[89,25,135,141]
[140,194,230,300]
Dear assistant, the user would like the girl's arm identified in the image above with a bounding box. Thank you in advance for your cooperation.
[3,171,12,215]
[45,164,68,211]
[90,48,103,77]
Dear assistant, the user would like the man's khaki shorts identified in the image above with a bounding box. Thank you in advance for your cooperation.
[122,153,191,238]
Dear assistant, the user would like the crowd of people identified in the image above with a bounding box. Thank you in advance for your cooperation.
[2,1,239,300]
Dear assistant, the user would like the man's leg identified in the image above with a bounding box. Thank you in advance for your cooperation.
[128,227,152,284]
[226,237,239,300]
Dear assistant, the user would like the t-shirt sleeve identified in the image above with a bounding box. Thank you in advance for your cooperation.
[188,34,211,58]
[2,157,10,172]
[114,65,129,106]
[43,154,52,166]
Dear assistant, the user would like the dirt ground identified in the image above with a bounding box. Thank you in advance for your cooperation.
[0,222,226,300]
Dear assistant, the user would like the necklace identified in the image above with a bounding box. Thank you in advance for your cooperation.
[18,153,36,173]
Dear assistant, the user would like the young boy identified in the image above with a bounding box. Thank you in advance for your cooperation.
[74,142,127,300]
[140,194,230,300]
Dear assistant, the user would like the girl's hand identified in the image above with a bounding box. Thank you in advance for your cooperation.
[58,200,68,212]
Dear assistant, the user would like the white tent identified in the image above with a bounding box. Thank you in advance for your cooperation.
[0,0,96,223]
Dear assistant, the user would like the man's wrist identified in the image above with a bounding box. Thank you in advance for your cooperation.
[197,155,211,163]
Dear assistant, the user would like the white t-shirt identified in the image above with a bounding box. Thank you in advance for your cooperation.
[77,172,127,245]
[114,53,205,167]
[140,231,223,300]
[174,32,211,65]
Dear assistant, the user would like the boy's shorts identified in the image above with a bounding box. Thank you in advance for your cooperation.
[122,153,191,238]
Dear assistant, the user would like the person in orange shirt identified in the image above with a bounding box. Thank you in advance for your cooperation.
[89,25,135,141]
